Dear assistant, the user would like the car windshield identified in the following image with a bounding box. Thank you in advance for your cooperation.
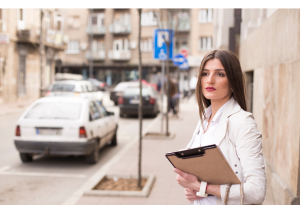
[52,84,75,92]
[123,87,151,96]
[25,102,82,120]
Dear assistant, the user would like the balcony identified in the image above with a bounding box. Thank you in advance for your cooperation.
[85,50,106,60]
[172,19,191,32]
[109,23,131,34]
[89,8,105,11]
[86,26,106,35]
[108,50,131,61]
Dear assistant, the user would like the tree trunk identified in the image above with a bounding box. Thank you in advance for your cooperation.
[137,8,143,188]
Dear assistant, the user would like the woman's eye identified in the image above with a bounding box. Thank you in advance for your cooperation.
[217,72,225,77]
[202,72,208,76]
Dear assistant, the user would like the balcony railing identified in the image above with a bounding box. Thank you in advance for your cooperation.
[108,50,131,60]
[86,26,106,35]
[109,23,131,34]
[86,50,106,60]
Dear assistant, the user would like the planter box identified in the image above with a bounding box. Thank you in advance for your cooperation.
[84,174,155,197]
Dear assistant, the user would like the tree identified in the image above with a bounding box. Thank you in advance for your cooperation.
[137,8,143,188]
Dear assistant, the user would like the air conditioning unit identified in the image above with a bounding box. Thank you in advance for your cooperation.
[17,29,31,38]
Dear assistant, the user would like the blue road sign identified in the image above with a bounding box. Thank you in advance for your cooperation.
[179,58,189,70]
[153,29,174,60]
[173,54,186,66]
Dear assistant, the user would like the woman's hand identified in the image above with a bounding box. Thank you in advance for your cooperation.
[174,168,200,191]
[185,188,203,202]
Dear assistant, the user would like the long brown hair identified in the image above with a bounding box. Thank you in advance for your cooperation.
[196,49,247,120]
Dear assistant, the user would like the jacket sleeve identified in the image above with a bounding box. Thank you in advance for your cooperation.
[220,113,266,204]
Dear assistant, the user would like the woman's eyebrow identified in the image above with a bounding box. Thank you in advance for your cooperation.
[203,68,225,71]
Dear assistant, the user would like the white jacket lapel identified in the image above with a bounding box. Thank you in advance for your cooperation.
[214,98,241,146]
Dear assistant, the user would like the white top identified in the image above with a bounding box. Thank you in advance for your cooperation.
[190,100,229,205]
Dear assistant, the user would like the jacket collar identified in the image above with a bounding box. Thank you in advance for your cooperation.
[213,97,241,146]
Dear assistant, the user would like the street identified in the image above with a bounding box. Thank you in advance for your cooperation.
[0,92,156,205]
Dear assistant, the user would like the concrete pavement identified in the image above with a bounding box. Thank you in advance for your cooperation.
[75,96,200,205]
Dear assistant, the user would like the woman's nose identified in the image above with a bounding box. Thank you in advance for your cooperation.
[207,74,215,84]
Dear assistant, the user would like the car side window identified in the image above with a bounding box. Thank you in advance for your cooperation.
[89,102,101,120]
[98,105,108,117]
[81,85,87,92]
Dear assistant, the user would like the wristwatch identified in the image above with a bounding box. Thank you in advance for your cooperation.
[196,181,208,197]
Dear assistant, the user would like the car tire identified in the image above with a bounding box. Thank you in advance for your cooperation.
[20,153,33,163]
[110,132,117,146]
[86,141,99,164]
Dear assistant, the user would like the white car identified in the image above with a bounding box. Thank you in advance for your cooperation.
[14,96,118,164]
[46,80,104,103]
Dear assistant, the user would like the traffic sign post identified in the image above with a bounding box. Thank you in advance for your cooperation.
[153,29,174,60]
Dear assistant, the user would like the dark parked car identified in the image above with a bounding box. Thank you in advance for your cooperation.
[118,85,160,117]
[110,82,139,105]
[88,78,107,91]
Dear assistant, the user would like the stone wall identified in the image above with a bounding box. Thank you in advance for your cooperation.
[239,9,300,205]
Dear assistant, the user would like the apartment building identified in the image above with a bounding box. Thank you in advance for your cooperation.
[0,8,66,104]
[58,8,214,89]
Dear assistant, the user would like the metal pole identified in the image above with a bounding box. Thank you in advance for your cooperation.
[161,60,165,134]
[40,9,44,98]
[89,9,94,79]
[166,40,170,136]
[137,8,143,188]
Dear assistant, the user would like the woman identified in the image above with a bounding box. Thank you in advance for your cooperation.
[173,50,266,205]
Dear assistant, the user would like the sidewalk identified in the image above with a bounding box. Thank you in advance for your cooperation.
[0,100,33,116]
[75,96,200,205]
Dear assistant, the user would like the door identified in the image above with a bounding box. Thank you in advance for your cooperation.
[98,105,114,139]
[89,101,107,148]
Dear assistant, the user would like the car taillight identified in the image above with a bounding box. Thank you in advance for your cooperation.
[15,125,21,137]
[99,83,105,87]
[74,92,80,97]
[118,96,124,104]
[79,126,87,138]
[46,91,51,96]
[149,97,155,104]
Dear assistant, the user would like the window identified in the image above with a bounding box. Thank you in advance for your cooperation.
[25,103,82,120]
[113,39,129,51]
[91,40,105,52]
[18,55,26,96]
[0,9,4,32]
[198,9,213,23]
[17,9,26,30]
[114,12,130,25]
[52,84,75,92]
[89,102,101,120]
[141,11,157,26]
[140,38,152,52]
[54,12,63,31]
[98,105,107,117]
[198,37,213,51]
[66,40,80,54]
[89,13,105,27]
[175,37,188,54]
[67,16,80,29]
[44,11,52,30]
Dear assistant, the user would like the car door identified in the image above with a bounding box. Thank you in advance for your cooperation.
[98,105,115,139]
[89,101,107,148]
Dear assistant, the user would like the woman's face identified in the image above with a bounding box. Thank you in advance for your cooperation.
[201,58,231,102]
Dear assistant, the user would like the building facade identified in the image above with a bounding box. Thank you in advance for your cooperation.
[58,8,214,91]
[0,8,66,104]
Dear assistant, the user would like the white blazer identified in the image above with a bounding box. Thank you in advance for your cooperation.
[187,97,266,205]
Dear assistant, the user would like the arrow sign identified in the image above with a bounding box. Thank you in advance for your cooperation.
[173,54,186,66]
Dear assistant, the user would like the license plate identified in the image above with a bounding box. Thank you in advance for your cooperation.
[130,99,140,104]
[36,128,62,135]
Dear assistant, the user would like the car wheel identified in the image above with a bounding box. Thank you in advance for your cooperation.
[20,153,33,163]
[110,132,117,146]
[86,141,99,164]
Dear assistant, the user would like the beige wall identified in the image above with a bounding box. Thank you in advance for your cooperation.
[240,9,300,205]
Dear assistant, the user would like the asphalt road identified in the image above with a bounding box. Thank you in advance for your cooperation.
[0,92,156,205]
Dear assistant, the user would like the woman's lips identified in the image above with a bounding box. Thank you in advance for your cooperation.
[206,87,216,91]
